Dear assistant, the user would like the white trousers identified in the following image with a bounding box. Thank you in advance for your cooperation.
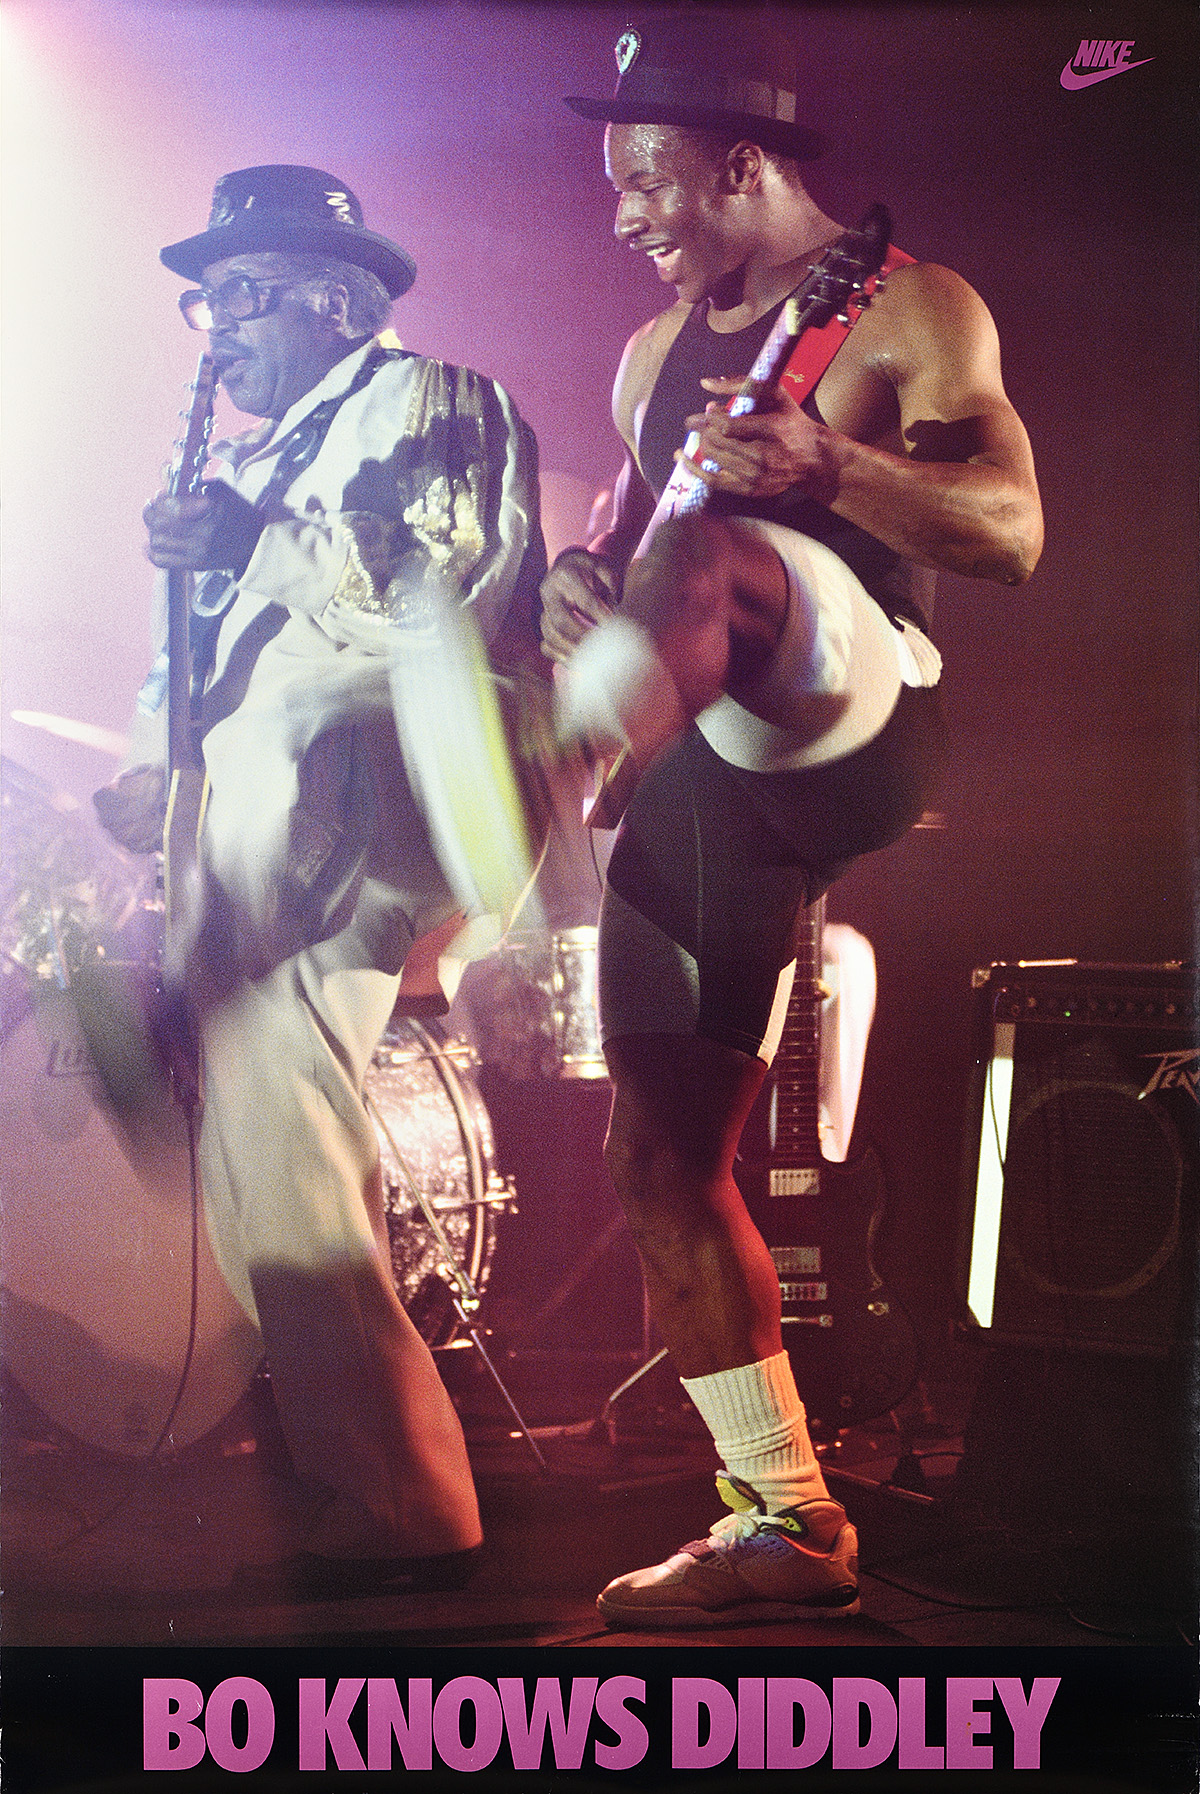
[198,874,481,1559]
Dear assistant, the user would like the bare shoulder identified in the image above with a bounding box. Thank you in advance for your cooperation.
[613,301,693,452]
[859,259,1003,383]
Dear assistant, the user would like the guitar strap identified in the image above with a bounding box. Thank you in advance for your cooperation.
[777,242,915,409]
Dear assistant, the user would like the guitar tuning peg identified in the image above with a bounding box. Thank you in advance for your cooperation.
[836,312,850,327]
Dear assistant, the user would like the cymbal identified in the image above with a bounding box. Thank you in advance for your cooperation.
[10,710,128,759]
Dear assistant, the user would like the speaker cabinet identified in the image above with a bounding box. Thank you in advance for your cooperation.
[960,962,1198,1356]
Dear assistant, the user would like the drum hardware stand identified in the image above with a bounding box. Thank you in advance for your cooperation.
[365,1093,548,1472]
[596,1344,670,1441]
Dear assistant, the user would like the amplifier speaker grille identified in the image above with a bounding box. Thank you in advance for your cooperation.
[961,963,1197,1355]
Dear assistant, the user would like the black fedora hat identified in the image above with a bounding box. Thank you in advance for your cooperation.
[566,11,825,161]
[160,165,417,297]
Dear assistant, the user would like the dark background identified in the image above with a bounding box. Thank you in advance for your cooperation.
[1,0,1196,1371]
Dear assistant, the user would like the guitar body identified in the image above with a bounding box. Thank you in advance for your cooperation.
[736,1140,917,1428]
[735,900,918,1428]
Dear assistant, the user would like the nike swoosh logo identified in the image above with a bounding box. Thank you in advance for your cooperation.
[1061,56,1153,89]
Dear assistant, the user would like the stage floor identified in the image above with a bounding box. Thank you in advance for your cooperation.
[3,1350,1190,1652]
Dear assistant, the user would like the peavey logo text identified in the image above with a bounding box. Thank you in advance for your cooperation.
[1061,39,1153,89]
[1139,1048,1199,1103]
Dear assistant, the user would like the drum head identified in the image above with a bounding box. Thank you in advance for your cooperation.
[365,1020,504,1348]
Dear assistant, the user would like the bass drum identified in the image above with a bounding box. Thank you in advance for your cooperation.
[0,986,262,1456]
[365,1020,510,1348]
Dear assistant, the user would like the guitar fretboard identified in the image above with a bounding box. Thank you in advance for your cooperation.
[768,900,824,1192]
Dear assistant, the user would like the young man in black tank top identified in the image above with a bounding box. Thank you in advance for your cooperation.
[541,13,1042,1629]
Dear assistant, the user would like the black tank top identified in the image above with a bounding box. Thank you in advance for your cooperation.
[638,298,931,627]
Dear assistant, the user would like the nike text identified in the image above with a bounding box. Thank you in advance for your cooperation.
[1061,39,1153,89]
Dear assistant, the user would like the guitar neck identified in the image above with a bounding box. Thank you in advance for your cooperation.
[642,296,806,538]
[166,569,199,777]
[165,352,216,780]
[768,896,826,1193]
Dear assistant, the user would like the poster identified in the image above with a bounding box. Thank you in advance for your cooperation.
[1,1,1195,1787]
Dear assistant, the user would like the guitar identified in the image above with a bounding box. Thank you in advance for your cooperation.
[585,204,893,827]
[161,352,217,988]
[735,897,918,1428]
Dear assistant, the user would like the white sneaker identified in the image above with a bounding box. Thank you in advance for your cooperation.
[597,1476,860,1629]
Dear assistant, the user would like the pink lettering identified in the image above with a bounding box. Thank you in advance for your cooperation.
[594,1676,649,1770]
[737,1677,766,1769]
[946,1677,993,1769]
[898,1677,945,1769]
[766,1679,831,1769]
[202,1678,274,1774]
[498,1677,598,1771]
[143,1678,206,1771]
[672,1678,737,1769]
[995,1676,1060,1769]
[366,1679,432,1771]
[298,1677,364,1773]
[832,1677,898,1770]
[431,1677,504,1772]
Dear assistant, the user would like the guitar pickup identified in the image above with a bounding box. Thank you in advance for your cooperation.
[769,1167,819,1196]
[778,1279,828,1304]
[771,1246,821,1273]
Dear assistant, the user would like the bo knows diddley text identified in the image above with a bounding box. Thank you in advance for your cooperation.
[144,1672,1061,1772]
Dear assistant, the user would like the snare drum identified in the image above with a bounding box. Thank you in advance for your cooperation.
[462,925,606,1080]
[365,1020,512,1347]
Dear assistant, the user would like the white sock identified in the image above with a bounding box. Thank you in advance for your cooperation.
[681,1351,829,1512]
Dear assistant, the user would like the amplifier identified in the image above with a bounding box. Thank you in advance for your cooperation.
[960,962,1198,1355]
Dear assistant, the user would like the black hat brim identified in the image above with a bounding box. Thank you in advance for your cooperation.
[160,219,416,297]
[565,95,825,161]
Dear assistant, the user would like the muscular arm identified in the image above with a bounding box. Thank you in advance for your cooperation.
[540,305,685,660]
[686,262,1043,586]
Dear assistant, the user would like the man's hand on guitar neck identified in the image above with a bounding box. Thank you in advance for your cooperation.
[143,482,264,576]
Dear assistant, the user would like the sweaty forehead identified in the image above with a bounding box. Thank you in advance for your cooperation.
[604,122,708,186]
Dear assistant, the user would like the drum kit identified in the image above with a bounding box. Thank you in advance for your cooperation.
[0,755,605,1459]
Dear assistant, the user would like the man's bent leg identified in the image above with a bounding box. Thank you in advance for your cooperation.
[198,910,481,1563]
[603,1032,780,1374]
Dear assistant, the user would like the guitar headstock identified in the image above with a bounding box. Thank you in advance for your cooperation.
[786,203,893,336]
[167,352,218,499]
